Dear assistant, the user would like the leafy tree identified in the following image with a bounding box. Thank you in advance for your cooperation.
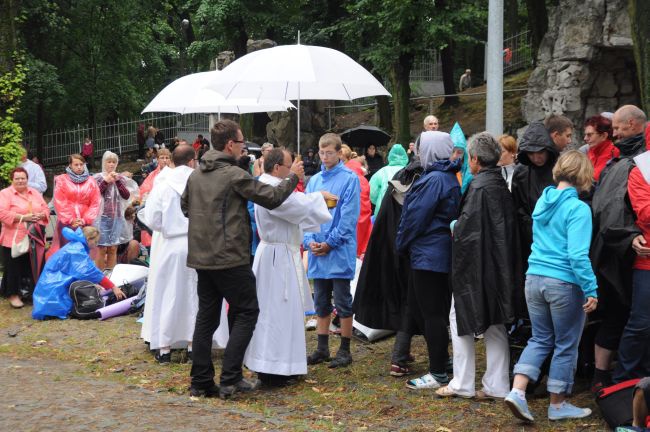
[629,0,650,112]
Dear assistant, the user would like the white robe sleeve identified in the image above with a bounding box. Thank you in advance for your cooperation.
[142,185,164,232]
[266,191,331,232]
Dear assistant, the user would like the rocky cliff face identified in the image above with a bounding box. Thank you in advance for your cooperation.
[522,0,639,128]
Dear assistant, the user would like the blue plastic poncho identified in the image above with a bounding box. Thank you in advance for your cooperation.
[450,122,473,193]
[32,227,105,320]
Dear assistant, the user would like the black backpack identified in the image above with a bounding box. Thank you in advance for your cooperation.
[69,280,104,319]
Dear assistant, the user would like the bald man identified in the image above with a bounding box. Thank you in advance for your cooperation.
[415,115,440,149]
[591,105,649,389]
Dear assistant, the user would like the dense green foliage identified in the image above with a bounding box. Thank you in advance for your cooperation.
[0,52,26,185]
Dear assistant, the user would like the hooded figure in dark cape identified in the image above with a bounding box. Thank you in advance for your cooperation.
[352,160,423,332]
[510,122,558,317]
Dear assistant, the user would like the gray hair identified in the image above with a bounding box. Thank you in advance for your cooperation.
[467,132,502,167]
[261,142,274,151]
[263,148,288,173]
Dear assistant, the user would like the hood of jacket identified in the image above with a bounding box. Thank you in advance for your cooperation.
[199,149,236,173]
[387,144,409,167]
[62,227,89,250]
[166,165,194,196]
[423,158,461,175]
[345,159,365,177]
[320,160,349,179]
[532,186,577,225]
[518,122,559,166]
[419,131,454,169]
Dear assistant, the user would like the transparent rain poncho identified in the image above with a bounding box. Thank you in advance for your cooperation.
[93,151,132,246]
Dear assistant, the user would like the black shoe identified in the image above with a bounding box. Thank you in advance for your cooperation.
[219,378,261,399]
[155,352,171,364]
[307,349,331,365]
[189,384,220,398]
[328,350,352,369]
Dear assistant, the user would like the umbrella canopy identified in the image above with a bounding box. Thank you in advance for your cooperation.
[340,125,391,149]
[209,44,390,101]
[141,71,296,115]
[207,44,391,153]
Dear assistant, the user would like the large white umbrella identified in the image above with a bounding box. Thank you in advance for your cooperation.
[141,71,296,115]
[207,44,391,153]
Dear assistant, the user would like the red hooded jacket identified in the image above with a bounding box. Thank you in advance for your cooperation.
[345,159,372,257]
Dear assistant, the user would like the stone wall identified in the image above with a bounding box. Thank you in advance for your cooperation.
[522,0,639,129]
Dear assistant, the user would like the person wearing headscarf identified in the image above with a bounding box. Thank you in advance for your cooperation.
[93,151,131,270]
[396,131,461,390]
[369,144,409,217]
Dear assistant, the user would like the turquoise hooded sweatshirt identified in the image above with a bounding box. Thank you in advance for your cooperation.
[369,144,409,216]
[527,186,597,298]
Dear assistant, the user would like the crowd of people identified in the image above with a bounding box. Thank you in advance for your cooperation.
[1,104,649,426]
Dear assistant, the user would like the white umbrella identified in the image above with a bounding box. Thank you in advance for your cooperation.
[207,44,391,153]
[141,71,296,115]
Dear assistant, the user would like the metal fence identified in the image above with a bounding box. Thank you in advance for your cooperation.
[23,113,211,166]
[503,30,532,74]
[410,49,443,82]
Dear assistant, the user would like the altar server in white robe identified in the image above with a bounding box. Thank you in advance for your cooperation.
[244,148,333,381]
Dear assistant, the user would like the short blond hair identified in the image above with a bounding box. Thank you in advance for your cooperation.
[498,134,517,154]
[82,226,100,242]
[552,150,594,192]
[320,133,342,151]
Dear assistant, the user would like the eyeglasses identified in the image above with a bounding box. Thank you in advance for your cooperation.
[318,150,338,157]
[232,139,245,144]
[583,132,600,138]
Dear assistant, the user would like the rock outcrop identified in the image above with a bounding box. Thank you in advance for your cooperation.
[522,0,639,128]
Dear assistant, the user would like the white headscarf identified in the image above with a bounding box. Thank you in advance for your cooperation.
[419,131,453,169]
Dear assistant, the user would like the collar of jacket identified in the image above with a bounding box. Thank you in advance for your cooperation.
[615,133,645,158]
[588,139,615,158]
[199,149,237,172]
[320,160,346,178]
[424,158,460,174]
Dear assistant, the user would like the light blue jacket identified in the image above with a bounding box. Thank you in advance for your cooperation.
[304,161,361,279]
[527,186,598,298]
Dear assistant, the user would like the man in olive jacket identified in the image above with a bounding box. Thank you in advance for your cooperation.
[182,120,303,398]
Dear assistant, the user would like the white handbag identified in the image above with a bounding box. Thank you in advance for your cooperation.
[11,218,29,258]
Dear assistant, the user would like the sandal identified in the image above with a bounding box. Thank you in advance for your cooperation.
[435,385,472,398]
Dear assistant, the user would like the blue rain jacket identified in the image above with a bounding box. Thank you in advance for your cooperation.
[396,159,461,273]
[32,228,105,320]
[304,161,361,279]
[450,122,473,193]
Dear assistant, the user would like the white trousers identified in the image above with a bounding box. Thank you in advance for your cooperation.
[447,298,510,397]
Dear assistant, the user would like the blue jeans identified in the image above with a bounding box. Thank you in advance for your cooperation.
[313,279,353,318]
[513,275,586,394]
[614,269,650,382]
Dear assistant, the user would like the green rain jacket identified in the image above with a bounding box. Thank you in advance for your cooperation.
[369,144,409,216]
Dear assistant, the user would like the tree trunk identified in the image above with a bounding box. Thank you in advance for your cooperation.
[504,0,520,35]
[390,59,412,145]
[629,0,650,112]
[376,95,392,133]
[440,43,459,107]
[525,0,548,66]
[0,0,18,72]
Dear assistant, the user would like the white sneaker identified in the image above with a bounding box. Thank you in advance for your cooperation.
[406,373,443,390]
[305,318,317,331]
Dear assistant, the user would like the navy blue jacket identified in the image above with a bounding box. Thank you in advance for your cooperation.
[396,159,461,273]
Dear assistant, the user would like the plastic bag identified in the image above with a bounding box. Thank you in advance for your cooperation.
[32,228,105,320]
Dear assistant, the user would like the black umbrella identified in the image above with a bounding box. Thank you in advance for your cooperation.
[340,125,391,149]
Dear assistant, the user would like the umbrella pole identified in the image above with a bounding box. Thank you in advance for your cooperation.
[297,87,301,155]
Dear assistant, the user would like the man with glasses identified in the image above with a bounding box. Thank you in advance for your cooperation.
[304,133,361,369]
[182,119,304,399]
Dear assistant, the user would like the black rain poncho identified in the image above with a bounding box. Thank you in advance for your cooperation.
[451,167,522,336]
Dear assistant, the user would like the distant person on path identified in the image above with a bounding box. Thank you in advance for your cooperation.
[459,69,472,92]
[303,148,319,178]
[304,133,360,369]
[146,126,156,150]
[505,151,598,422]
[81,137,94,169]
[137,124,147,158]
[244,148,331,386]
[396,131,461,390]
[437,133,519,400]
[365,144,385,180]
[21,149,47,194]
[369,144,409,217]
[182,119,302,398]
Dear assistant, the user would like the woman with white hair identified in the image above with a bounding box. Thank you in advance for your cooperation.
[93,151,131,270]
[253,142,274,177]
[396,131,462,390]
